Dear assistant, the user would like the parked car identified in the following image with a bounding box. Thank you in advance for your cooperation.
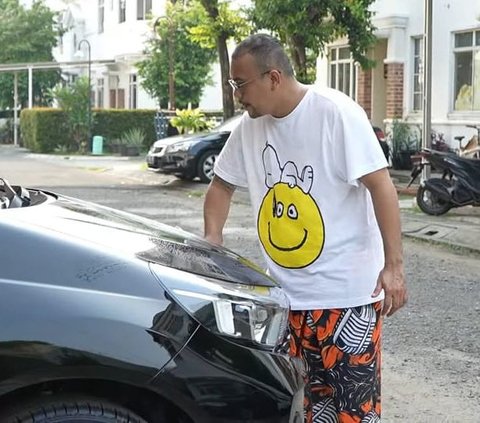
[0,178,303,423]
[146,115,241,183]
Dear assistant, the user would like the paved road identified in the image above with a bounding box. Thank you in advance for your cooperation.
[2,145,480,422]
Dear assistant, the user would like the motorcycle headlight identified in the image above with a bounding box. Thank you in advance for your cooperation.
[150,263,289,352]
[165,140,195,154]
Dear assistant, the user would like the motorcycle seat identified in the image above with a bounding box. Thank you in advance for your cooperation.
[445,155,480,192]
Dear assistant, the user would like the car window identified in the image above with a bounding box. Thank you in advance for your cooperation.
[214,115,242,132]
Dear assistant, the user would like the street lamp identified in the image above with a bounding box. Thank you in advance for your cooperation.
[75,39,92,151]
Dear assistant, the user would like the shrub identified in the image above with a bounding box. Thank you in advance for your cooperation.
[170,108,211,134]
[20,108,69,153]
[121,128,145,147]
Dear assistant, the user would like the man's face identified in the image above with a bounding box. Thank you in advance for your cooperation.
[229,54,273,118]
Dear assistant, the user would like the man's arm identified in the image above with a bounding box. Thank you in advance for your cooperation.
[360,168,407,316]
[203,175,236,245]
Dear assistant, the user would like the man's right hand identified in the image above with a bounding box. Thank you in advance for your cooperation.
[203,175,236,247]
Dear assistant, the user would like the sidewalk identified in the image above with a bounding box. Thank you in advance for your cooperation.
[390,167,480,254]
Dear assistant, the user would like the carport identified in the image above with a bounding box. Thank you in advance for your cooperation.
[0,59,114,146]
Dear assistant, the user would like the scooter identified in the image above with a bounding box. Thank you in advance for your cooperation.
[407,149,480,215]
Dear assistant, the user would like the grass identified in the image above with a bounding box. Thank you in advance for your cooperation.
[187,191,204,198]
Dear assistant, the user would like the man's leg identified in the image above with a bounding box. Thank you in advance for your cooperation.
[289,302,382,423]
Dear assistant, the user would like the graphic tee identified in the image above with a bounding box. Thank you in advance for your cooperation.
[214,87,388,310]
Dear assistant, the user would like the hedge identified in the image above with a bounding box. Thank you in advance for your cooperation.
[19,108,186,153]
[20,108,70,153]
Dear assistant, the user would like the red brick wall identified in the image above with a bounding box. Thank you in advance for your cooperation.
[357,68,372,119]
[385,62,404,118]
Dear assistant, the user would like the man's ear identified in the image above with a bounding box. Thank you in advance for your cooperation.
[270,69,281,90]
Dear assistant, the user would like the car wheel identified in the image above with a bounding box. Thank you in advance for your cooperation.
[197,150,219,183]
[0,395,148,423]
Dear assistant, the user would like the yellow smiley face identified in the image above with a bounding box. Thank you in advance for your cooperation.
[257,183,324,269]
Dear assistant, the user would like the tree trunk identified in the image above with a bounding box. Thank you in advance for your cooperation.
[199,0,234,120]
[289,36,308,83]
[217,33,234,120]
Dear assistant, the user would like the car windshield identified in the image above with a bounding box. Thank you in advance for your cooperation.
[213,115,242,133]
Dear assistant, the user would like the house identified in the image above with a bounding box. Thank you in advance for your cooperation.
[317,0,480,144]
[37,0,480,145]
[48,0,222,111]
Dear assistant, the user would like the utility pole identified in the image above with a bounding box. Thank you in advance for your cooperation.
[422,0,433,182]
[77,39,92,152]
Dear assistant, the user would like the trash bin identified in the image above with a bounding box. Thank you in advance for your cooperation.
[92,135,103,155]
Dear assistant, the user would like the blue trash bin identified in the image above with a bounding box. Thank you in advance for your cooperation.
[92,135,103,155]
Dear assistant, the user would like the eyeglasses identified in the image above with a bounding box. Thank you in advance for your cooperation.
[228,70,272,91]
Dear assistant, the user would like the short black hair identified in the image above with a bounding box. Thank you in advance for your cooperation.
[232,34,294,77]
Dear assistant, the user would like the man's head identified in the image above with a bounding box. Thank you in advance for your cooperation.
[229,34,296,118]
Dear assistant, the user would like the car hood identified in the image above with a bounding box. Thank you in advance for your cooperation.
[152,132,210,147]
[2,190,276,287]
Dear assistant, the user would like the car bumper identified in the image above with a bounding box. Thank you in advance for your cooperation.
[146,153,195,175]
[151,325,304,423]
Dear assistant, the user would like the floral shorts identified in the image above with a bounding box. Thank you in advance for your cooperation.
[289,302,382,423]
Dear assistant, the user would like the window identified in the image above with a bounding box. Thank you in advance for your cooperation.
[119,0,126,23]
[137,0,152,20]
[129,74,138,109]
[98,0,104,33]
[329,46,357,100]
[97,78,104,108]
[412,37,423,111]
[453,29,480,111]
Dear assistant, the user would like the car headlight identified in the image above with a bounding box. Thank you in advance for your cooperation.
[150,263,289,352]
[165,140,195,154]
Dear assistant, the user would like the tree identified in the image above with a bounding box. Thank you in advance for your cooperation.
[0,0,61,109]
[137,1,217,110]
[189,0,251,119]
[49,76,90,152]
[251,0,377,84]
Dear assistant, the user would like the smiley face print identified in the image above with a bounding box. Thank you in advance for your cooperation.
[257,145,325,269]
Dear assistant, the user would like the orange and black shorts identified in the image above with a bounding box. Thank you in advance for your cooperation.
[289,302,382,423]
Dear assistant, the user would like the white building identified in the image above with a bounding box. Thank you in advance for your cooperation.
[32,0,480,143]
[47,0,222,111]
[317,0,480,142]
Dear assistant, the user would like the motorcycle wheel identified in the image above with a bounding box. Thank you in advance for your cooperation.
[416,184,452,215]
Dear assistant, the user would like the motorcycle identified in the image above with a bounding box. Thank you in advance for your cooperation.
[407,149,480,215]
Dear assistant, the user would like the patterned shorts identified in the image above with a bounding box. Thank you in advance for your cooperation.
[289,302,382,423]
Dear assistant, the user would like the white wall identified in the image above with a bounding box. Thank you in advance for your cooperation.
[317,0,480,142]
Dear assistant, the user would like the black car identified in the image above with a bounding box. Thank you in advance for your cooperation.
[0,178,303,423]
[146,116,241,183]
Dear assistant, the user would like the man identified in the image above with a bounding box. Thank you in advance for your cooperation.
[204,34,407,422]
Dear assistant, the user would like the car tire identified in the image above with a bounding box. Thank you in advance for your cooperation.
[0,395,148,423]
[197,150,219,183]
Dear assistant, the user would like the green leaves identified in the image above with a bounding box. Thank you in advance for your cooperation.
[171,108,211,134]
[251,0,377,83]
[137,0,216,109]
[0,0,61,108]
[48,76,91,151]
[189,1,251,48]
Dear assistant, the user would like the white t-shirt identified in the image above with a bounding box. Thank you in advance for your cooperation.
[214,87,388,310]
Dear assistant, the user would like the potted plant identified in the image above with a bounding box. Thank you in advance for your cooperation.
[120,128,145,156]
[389,119,419,170]
[170,108,211,134]
[106,138,122,154]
